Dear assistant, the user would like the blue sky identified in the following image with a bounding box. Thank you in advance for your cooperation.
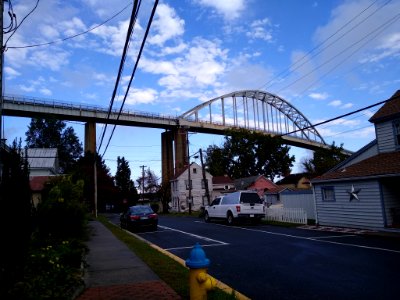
[2,0,400,181]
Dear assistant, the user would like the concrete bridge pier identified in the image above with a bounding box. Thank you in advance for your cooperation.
[85,122,96,154]
[161,128,188,184]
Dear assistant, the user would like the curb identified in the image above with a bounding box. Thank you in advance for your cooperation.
[108,220,251,300]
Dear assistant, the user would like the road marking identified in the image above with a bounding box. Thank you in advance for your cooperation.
[197,221,400,254]
[159,225,228,245]
[165,243,229,251]
[310,234,357,239]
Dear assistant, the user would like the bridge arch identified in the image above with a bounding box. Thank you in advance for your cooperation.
[180,90,326,146]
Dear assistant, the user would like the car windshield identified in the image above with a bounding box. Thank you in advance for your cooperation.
[240,193,262,204]
[130,206,153,214]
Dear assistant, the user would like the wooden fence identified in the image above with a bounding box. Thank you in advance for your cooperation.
[265,207,307,224]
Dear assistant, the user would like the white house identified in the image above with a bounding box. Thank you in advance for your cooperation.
[312,90,400,230]
[170,162,213,212]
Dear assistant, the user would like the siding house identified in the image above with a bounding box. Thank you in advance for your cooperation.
[211,175,235,200]
[26,148,60,207]
[170,162,213,212]
[312,90,400,230]
[234,175,278,198]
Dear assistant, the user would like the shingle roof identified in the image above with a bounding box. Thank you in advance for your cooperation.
[276,173,311,185]
[212,175,234,184]
[369,90,400,123]
[312,151,400,182]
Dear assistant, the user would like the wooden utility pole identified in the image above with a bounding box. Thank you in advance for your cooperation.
[199,148,210,205]
[140,165,146,201]
[0,0,4,183]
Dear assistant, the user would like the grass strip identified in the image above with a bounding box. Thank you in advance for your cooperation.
[97,215,235,299]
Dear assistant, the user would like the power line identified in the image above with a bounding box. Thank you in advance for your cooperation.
[258,0,386,91]
[6,1,132,50]
[101,0,159,157]
[280,94,399,138]
[97,0,141,153]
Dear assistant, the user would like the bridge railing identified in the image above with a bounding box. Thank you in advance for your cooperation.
[3,94,178,121]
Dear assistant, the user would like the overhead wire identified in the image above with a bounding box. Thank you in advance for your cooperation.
[4,0,40,49]
[258,0,386,91]
[6,1,133,49]
[97,0,141,153]
[101,0,160,157]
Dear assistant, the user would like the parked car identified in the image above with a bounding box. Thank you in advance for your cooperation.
[120,205,158,231]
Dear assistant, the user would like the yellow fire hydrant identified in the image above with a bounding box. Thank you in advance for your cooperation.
[185,243,216,300]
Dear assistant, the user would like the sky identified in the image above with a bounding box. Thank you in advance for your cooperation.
[2,0,400,182]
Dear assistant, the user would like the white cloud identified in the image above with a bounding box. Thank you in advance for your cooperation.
[4,67,21,79]
[148,4,185,46]
[119,88,158,105]
[341,103,353,109]
[19,85,35,92]
[29,50,70,71]
[328,100,342,106]
[246,18,273,42]
[40,88,52,96]
[196,0,245,21]
[360,32,400,64]
[309,92,329,100]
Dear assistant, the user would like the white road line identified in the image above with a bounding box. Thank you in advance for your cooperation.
[196,221,400,254]
[159,225,228,245]
[310,234,357,239]
[165,243,229,251]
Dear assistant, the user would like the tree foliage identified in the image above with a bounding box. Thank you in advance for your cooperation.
[136,168,159,195]
[302,142,350,176]
[205,129,295,181]
[115,156,138,208]
[71,152,117,213]
[25,118,83,173]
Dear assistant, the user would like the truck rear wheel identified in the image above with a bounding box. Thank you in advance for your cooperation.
[226,212,234,225]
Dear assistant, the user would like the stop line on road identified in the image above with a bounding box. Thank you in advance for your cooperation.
[158,225,229,251]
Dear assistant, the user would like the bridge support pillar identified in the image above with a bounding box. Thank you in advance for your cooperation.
[85,122,96,154]
[161,130,174,184]
[161,128,188,184]
[174,128,188,175]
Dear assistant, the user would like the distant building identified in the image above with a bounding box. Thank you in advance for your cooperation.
[276,173,312,190]
[312,90,400,230]
[234,175,278,198]
[170,162,213,212]
[26,148,60,207]
[211,175,235,200]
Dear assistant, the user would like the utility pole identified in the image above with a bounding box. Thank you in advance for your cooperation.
[140,165,146,201]
[187,133,192,214]
[0,0,4,183]
[199,148,210,206]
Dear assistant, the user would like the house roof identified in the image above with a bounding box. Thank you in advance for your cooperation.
[234,175,261,189]
[275,173,310,185]
[212,175,234,184]
[26,148,58,169]
[312,151,400,182]
[369,90,400,123]
[264,186,288,194]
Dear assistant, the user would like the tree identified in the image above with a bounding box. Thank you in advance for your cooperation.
[205,129,295,181]
[71,151,117,213]
[0,139,32,296]
[302,142,350,176]
[25,118,83,173]
[115,156,138,209]
[136,168,160,195]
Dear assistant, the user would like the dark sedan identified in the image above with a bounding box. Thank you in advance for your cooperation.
[120,205,158,231]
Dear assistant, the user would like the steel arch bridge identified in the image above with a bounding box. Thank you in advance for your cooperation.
[178,90,327,150]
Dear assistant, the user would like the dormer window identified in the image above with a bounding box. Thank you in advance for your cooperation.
[394,119,400,148]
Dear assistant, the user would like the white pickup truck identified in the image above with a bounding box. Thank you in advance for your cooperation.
[204,191,265,225]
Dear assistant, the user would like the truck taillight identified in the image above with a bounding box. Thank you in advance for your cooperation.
[130,215,140,220]
[236,205,241,212]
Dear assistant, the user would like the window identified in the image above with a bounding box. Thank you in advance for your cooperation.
[201,179,208,189]
[184,180,192,190]
[393,119,400,148]
[211,198,221,206]
[193,168,197,174]
[321,187,335,202]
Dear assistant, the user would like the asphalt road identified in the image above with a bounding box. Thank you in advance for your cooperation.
[106,214,400,300]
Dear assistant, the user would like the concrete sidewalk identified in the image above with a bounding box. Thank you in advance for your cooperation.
[76,220,181,300]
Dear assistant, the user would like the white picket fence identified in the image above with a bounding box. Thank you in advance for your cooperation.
[265,207,307,224]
